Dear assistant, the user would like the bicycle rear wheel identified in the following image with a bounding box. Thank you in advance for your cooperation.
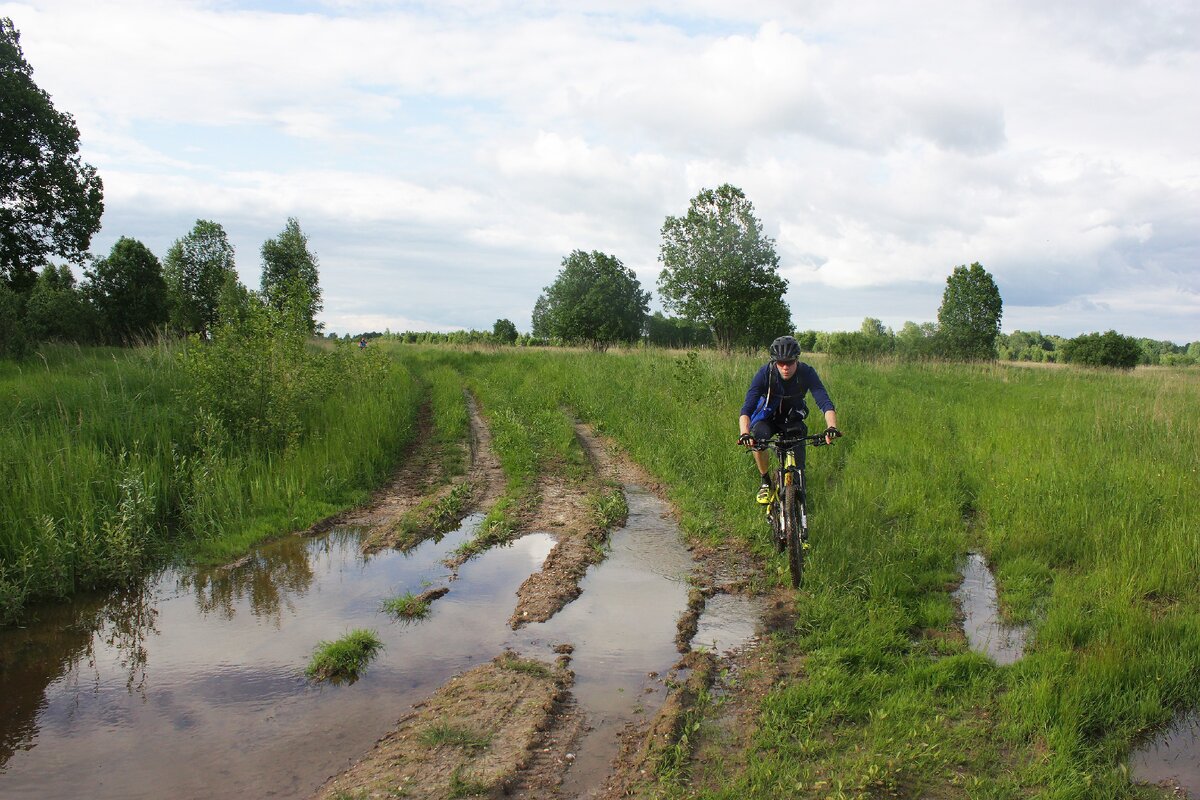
[783,483,804,587]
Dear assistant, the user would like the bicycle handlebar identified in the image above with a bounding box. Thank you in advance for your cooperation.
[745,432,836,451]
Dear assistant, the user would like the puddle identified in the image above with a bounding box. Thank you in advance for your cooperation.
[692,593,763,656]
[0,487,763,799]
[952,552,1027,665]
[1130,711,1200,796]
[510,484,698,797]
[0,515,554,800]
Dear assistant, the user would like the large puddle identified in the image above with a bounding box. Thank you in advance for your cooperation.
[952,552,1027,665]
[1129,711,1200,796]
[0,485,758,798]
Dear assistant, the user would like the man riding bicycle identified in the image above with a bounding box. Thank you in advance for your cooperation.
[738,335,841,503]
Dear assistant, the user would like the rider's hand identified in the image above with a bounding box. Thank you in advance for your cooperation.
[823,426,842,445]
[737,433,754,448]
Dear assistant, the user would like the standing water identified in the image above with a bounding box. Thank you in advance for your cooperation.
[0,487,761,798]
[1129,711,1200,796]
[952,552,1028,665]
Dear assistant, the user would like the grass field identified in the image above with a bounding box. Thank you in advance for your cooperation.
[3,342,1197,797]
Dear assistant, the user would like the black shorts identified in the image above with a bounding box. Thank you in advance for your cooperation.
[751,415,809,469]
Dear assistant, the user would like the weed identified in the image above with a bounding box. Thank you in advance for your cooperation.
[381,592,431,620]
[448,767,490,798]
[305,629,384,683]
[496,652,553,679]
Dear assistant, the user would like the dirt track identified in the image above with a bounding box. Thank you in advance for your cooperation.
[305,403,783,799]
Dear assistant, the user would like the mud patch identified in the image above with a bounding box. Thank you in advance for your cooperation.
[309,653,572,800]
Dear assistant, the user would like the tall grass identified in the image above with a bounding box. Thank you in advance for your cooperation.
[0,340,419,621]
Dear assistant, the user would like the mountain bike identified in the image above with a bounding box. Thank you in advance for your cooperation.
[751,432,834,588]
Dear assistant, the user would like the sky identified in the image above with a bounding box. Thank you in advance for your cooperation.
[5,0,1198,342]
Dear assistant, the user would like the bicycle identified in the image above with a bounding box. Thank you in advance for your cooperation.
[747,431,835,588]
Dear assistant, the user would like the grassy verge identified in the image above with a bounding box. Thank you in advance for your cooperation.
[0,340,420,622]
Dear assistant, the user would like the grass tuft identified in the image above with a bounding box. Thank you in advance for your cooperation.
[305,628,384,683]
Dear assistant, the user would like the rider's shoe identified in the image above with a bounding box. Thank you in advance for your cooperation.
[756,481,774,504]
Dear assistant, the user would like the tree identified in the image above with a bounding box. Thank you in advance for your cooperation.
[85,237,168,343]
[896,321,939,361]
[1060,330,1141,369]
[0,280,28,357]
[936,262,1002,360]
[657,184,790,349]
[1,18,103,292]
[645,312,712,348]
[26,263,94,342]
[163,220,236,337]
[492,318,518,344]
[260,217,321,332]
[532,250,649,349]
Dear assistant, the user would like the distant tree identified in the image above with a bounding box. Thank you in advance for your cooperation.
[645,312,712,348]
[26,263,94,342]
[658,184,790,349]
[84,238,168,343]
[825,319,895,360]
[492,318,518,344]
[163,220,236,337]
[896,321,939,360]
[0,280,28,357]
[1189,341,1200,361]
[936,262,1002,360]
[794,330,818,352]
[260,217,321,332]
[1060,330,1141,369]
[533,250,649,350]
[0,18,104,293]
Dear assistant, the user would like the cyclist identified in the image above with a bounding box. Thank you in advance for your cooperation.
[738,335,841,503]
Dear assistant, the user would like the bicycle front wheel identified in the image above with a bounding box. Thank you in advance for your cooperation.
[783,484,804,588]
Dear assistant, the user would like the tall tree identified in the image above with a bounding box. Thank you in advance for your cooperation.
[657,184,790,349]
[533,250,649,350]
[0,18,103,293]
[492,318,518,344]
[260,217,321,332]
[85,237,169,343]
[163,220,236,337]
[935,262,1002,360]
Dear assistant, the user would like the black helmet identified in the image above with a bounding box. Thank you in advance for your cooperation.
[769,335,801,361]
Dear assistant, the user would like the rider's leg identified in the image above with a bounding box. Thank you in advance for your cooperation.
[752,420,777,503]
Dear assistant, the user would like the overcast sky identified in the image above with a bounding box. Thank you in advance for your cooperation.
[6,0,1198,342]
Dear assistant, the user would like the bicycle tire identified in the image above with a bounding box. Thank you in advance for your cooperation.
[784,483,804,587]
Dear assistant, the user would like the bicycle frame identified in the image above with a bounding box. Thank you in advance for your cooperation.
[754,432,830,588]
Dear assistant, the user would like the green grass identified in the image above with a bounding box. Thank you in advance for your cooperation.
[305,628,384,683]
[419,723,492,749]
[385,346,1199,798]
[0,340,420,622]
[381,591,432,620]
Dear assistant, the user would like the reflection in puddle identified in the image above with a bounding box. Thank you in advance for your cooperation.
[511,484,698,798]
[1130,711,1200,796]
[0,486,764,800]
[0,516,555,800]
[952,552,1027,665]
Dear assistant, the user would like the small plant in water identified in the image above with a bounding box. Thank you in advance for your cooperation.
[306,628,384,683]
[381,592,431,620]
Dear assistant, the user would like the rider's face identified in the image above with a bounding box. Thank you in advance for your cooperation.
[775,359,797,378]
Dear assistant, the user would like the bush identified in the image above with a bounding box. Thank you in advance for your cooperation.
[1060,330,1141,369]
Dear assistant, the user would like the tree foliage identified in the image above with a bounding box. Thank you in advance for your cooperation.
[26,263,93,342]
[645,312,712,348]
[260,217,321,332]
[1060,330,1142,369]
[492,318,518,344]
[657,184,790,349]
[0,18,103,291]
[85,237,168,343]
[164,220,236,337]
[936,262,1002,360]
[532,250,649,349]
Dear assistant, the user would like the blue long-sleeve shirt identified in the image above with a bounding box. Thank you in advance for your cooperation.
[739,362,835,422]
